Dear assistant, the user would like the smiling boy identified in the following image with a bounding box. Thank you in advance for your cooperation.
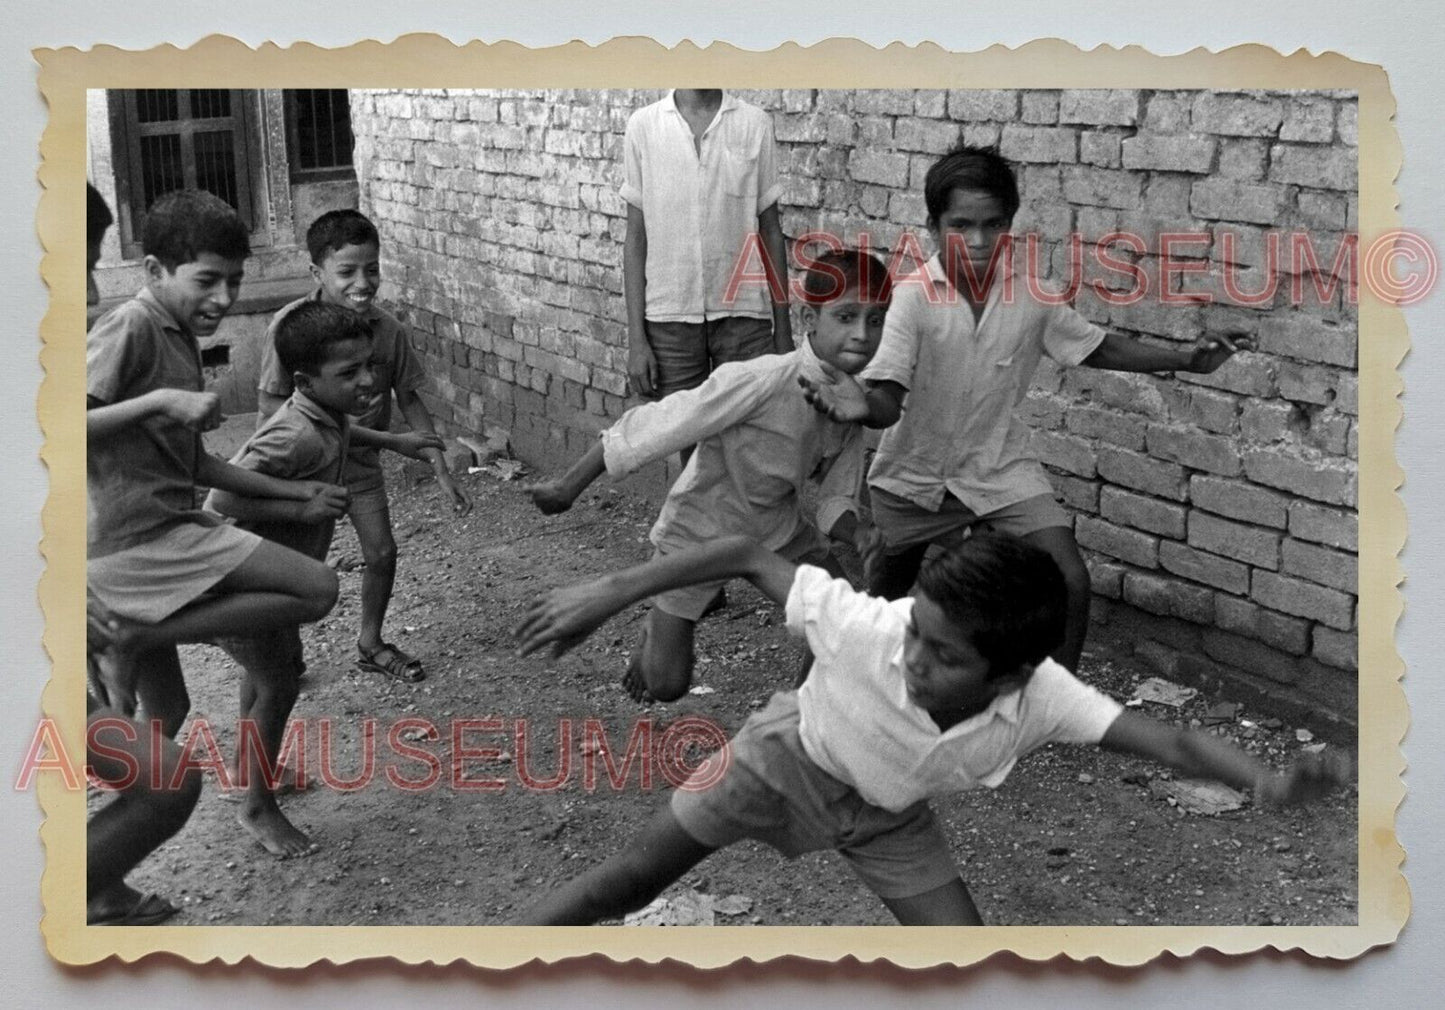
[513,532,1350,926]
[257,210,468,684]
[802,146,1251,672]
[523,249,891,703]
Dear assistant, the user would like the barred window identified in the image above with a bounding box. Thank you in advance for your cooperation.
[284,90,355,180]
[108,89,263,258]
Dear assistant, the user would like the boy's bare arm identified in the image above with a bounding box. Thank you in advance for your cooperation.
[395,388,472,515]
[1099,709,1351,805]
[516,536,796,658]
[207,486,346,525]
[196,453,338,504]
[87,389,222,441]
[623,204,656,397]
[1082,332,1254,374]
[758,205,792,353]
[522,441,606,515]
[348,423,444,461]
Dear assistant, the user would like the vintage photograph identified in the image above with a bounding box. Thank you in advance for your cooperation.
[37,37,1401,969]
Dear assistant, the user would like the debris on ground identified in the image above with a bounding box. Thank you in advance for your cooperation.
[1132,677,1199,708]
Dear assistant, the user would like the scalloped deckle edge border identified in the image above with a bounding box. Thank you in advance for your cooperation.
[33,34,1407,971]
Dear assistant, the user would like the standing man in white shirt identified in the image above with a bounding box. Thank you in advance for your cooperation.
[621,89,793,456]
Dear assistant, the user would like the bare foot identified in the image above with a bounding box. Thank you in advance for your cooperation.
[238,800,319,859]
[620,629,655,704]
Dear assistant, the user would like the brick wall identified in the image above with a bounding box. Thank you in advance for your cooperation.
[348,88,1359,728]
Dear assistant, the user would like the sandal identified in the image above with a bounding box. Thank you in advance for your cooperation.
[357,642,426,683]
[88,891,179,927]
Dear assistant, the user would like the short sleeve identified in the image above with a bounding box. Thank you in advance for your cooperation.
[1042,303,1107,368]
[754,115,781,213]
[387,322,426,394]
[256,314,295,398]
[86,309,138,404]
[619,112,645,208]
[784,563,900,661]
[859,283,922,389]
[230,420,320,481]
[1025,661,1125,746]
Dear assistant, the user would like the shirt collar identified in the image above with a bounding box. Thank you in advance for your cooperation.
[665,90,739,123]
[287,389,344,431]
[924,246,1024,303]
[136,286,185,334]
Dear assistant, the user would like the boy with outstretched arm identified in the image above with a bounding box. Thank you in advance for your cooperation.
[513,532,1349,926]
[207,301,428,857]
[87,189,343,734]
[802,145,1251,673]
[523,249,891,703]
[256,209,469,685]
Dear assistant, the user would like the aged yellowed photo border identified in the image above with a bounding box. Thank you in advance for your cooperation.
[36,35,1406,969]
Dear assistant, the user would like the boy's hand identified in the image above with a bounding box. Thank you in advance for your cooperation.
[798,368,871,423]
[151,389,223,431]
[86,592,122,654]
[515,578,618,658]
[295,482,348,521]
[391,431,445,461]
[522,478,576,516]
[853,522,886,590]
[628,340,659,399]
[1184,332,1254,374]
[437,474,473,517]
[1256,749,1353,806]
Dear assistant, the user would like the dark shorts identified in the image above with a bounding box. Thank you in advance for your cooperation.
[869,487,1070,555]
[646,316,776,398]
[670,693,960,900]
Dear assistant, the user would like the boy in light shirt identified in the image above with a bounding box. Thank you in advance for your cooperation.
[513,532,1349,925]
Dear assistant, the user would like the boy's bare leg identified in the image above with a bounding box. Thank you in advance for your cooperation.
[1021,526,1091,673]
[350,503,409,667]
[515,807,714,925]
[96,645,189,738]
[880,876,985,925]
[622,607,697,703]
[867,543,929,600]
[234,664,315,858]
[86,704,202,923]
[107,541,338,656]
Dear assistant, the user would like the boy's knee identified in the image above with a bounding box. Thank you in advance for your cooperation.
[298,563,340,622]
[360,531,398,572]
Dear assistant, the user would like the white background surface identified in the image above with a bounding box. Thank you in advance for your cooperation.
[3,3,1439,1005]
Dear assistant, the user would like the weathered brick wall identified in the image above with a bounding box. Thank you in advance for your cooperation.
[348,88,1358,726]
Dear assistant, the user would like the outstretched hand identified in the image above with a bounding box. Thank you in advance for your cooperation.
[1185,332,1254,374]
[521,478,576,516]
[438,474,473,517]
[514,579,619,658]
[391,431,446,461]
[798,368,871,423]
[1256,748,1353,806]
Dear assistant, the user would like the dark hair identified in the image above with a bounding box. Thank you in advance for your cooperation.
[306,209,380,265]
[923,144,1020,225]
[274,301,372,378]
[87,183,113,246]
[915,531,1066,677]
[142,189,250,270]
[799,248,893,306]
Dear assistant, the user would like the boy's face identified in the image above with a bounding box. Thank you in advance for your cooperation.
[930,188,1013,276]
[902,592,1028,715]
[803,292,889,376]
[313,241,382,316]
[144,252,246,338]
[296,336,375,415]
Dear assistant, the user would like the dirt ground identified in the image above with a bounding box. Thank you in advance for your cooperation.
[114,456,1358,928]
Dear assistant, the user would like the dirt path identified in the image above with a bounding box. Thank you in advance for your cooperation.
[116,460,1357,927]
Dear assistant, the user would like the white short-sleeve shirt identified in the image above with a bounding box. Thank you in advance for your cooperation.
[862,254,1107,515]
[620,91,782,323]
[786,565,1124,812]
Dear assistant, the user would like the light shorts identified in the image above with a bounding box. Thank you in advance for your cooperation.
[87,520,263,624]
[651,522,833,622]
[869,487,1070,556]
[645,316,776,398]
[670,692,960,901]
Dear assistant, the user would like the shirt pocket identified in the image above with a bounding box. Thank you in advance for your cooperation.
[718,150,758,199]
